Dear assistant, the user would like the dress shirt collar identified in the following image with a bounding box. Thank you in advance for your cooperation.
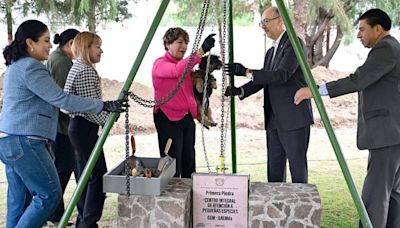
[272,30,286,49]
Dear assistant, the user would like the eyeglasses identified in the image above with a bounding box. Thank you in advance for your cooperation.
[259,16,280,27]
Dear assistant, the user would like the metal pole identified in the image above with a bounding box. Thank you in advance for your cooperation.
[274,1,372,227]
[228,0,237,173]
[58,0,170,227]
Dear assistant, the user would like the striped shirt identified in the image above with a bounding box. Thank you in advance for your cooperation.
[64,59,109,126]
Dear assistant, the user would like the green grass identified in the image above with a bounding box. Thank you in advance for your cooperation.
[309,160,365,227]
[0,128,367,227]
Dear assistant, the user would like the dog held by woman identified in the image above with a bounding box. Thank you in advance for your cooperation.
[192,54,222,129]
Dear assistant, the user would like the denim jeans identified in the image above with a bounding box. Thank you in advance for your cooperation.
[0,135,62,228]
[48,133,77,223]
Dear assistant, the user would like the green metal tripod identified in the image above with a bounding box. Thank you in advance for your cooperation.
[58,0,372,227]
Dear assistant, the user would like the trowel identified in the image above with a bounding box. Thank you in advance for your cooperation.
[157,138,174,172]
[128,135,143,176]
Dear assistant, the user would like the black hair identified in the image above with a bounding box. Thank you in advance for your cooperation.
[53,28,80,47]
[3,19,48,66]
[358,8,391,31]
[163,27,189,51]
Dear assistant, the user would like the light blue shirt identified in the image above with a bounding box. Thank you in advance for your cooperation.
[318,84,329,96]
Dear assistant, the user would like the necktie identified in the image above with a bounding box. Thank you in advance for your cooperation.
[269,46,275,70]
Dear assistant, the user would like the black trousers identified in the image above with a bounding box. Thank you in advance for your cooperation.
[154,109,196,178]
[359,145,400,228]
[266,125,310,183]
[69,117,107,228]
[47,133,77,223]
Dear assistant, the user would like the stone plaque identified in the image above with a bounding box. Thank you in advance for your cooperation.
[192,173,249,228]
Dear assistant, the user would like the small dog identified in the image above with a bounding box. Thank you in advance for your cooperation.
[192,54,222,128]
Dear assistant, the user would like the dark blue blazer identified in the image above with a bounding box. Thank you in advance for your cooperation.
[241,32,313,131]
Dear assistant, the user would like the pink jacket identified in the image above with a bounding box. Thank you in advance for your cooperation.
[152,51,201,121]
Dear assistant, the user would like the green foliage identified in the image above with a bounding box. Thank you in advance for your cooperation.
[341,0,400,46]
[342,32,355,46]
[78,0,119,21]
[18,0,132,31]
[71,0,132,30]
[307,0,353,33]
[22,0,56,16]
[0,0,14,24]
[257,0,272,16]
[357,0,400,25]
[165,0,254,26]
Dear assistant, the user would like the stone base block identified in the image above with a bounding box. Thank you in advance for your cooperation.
[118,178,192,228]
[117,179,321,228]
[249,182,322,228]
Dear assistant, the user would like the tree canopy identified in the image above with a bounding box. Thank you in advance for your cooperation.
[1,0,132,35]
[165,0,255,26]
[1,0,399,68]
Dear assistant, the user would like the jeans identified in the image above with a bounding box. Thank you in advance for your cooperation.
[0,135,62,228]
[48,133,77,223]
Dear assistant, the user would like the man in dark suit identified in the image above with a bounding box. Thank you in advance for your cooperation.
[294,9,400,228]
[225,6,313,183]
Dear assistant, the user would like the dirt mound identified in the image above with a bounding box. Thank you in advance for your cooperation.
[0,66,358,135]
[311,66,357,128]
[101,79,156,135]
[113,66,357,134]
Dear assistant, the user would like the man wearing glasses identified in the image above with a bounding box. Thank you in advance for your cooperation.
[224,6,313,183]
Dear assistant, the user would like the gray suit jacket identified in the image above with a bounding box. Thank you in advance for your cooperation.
[241,32,314,131]
[327,35,400,150]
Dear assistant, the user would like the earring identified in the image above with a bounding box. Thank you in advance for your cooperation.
[30,48,34,52]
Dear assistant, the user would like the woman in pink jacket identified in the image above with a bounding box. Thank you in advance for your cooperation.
[152,27,215,178]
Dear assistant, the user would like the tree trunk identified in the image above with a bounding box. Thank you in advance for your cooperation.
[326,22,330,55]
[306,8,330,67]
[6,0,13,44]
[292,0,307,40]
[315,26,343,67]
[314,32,323,65]
[88,0,97,32]
[304,1,357,68]
[307,7,335,68]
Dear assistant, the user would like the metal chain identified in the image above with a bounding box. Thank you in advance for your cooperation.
[199,0,220,173]
[124,106,130,196]
[200,54,212,173]
[198,0,229,174]
[129,0,211,108]
[219,0,228,160]
[223,98,230,152]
